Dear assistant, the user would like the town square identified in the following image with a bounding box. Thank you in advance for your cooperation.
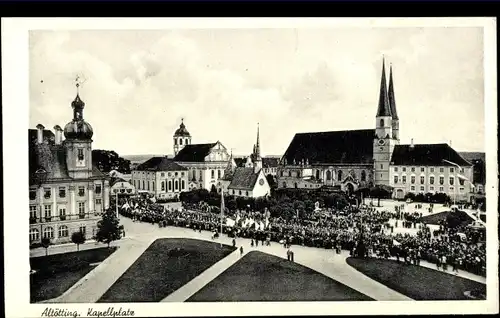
[2,18,497,317]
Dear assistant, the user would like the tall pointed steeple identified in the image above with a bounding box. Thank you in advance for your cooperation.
[376,57,392,117]
[388,64,398,120]
[255,122,261,159]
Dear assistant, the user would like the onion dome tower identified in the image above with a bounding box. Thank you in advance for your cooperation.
[173,118,192,156]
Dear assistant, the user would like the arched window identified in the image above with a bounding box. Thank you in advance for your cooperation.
[211,170,215,179]
[361,170,366,181]
[58,225,68,237]
[282,182,287,188]
[338,170,343,181]
[185,138,188,145]
[217,170,221,179]
[326,170,332,180]
[142,180,145,189]
[316,170,320,179]
[297,171,301,178]
[179,139,183,145]
[288,171,291,177]
[43,226,54,239]
[30,228,39,242]
[152,181,155,191]
[380,119,384,127]
[181,180,185,190]
[175,180,179,190]
[174,139,177,145]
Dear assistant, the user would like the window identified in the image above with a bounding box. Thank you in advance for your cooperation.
[338,170,343,181]
[411,167,415,172]
[59,187,66,198]
[429,186,434,191]
[175,172,178,177]
[246,191,249,196]
[43,227,54,239]
[181,172,185,177]
[179,139,183,145]
[78,186,85,196]
[44,188,51,199]
[297,171,301,178]
[449,186,454,191]
[430,167,434,173]
[30,228,39,242]
[95,198,102,205]
[181,180,185,190]
[161,181,165,191]
[394,167,398,172]
[126,189,132,193]
[120,189,125,193]
[168,181,172,191]
[282,182,286,188]
[288,171,291,177]
[380,164,383,169]
[380,119,384,127]
[59,207,66,220]
[411,176,415,184]
[161,173,165,177]
[152,181,155,191]
[78,202,85,217]
[142,180,145,189]
[410,186,415,191]
[402,176,407,184]
[79,226,86,237]
[439,186,444,192]
[211,170,215,179]
[440,167,444,173]
[113,189,118,194]
[393,176,398,184]
[281,171,284,177]
[239,190,242,195]
[420,176,425,184]
[30,206,37,219]
[58,225,68,237]
[460,187,465,192]
[29,189,36,200]
[316,170,320,179]
[450,167,454,173]
[95,184,102,194]
[430,176,435,184]
[439,176,444,185]
[44,205,51,219]
[449,177,454,185]
[175,180,179,190]
[420,186,425,192]
[420,167,425,172]
[326,171,332,180]
[459,179,465,186]
[402,167,406,172]
[217,170,221,179]
[174,139,177,145]
[361,170,366,181]
[77,148,84,161]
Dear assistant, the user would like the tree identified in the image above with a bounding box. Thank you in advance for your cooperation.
[41,237,51,256]
[95,209,122,248]
[71,231,86,251]
[266,174,277,189]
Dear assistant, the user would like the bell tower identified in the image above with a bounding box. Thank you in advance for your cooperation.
[373,58,398,186]
[173,118,192,156]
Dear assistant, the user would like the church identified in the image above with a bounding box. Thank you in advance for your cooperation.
[29,87,110,246]
[277,59,475,202]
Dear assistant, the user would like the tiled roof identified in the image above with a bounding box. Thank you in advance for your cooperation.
[262,157,280,168]
[29,129,105,185]
[173,143,216,162]
[281,129,375,165]
[390,144,472,166]
[228,167,260,190]
[136,157,188,171]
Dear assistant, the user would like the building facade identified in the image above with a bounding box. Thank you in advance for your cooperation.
[29,92,110,246]
[131,157,189,199]
[110,178,136,197]
[277,59,475,201]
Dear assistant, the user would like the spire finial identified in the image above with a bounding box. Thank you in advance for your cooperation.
[75,75,80,95]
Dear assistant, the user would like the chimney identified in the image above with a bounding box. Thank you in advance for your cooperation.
[53,125,63,145]
[36,124,45,144]
[410,138,414,148]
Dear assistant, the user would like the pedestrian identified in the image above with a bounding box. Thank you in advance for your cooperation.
[232,238,236,248]
[240,246,244,256]
[287,248,291,261]
[251,239,254,247]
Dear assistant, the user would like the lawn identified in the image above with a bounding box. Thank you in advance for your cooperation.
[30,247,117,302]
[346,257,486,300]
[420,210,473,226]
[98,238,236,302]
[187,251,372,302]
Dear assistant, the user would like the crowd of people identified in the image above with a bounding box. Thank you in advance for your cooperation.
[115,194,486,277]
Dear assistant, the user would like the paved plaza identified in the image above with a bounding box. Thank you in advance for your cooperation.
[32,208,485,303]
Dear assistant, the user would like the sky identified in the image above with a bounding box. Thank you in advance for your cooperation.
[29,27,485,156]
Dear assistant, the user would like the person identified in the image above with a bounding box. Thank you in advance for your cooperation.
[251,239,254,247]
[240,246,244,256]
[442,255,448,271]
[287,248,291,261]
[232,238,236,248]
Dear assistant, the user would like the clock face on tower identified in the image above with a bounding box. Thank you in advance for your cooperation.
[259,179,265,186]
[378,139,386,146]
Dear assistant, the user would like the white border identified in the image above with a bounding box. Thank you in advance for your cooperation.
[2,17,498,317]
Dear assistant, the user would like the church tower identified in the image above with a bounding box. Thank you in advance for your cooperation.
[373,58,398,186]
[173,118,192,156]
[253,123,262,172]
[388,64,400,140]
[63,84,94,179]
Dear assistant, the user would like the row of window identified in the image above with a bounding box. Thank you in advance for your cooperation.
[113,188,133,194]
[394,166,463,173]
[279,170,368,182]
[29,201,99,218]
[408,186,465,192]
[229,189,250,196]
[134,179,187,192]
[393,175,465,186]
[174,138,190,146]
[30,185,102,200]
[29,225,87,241]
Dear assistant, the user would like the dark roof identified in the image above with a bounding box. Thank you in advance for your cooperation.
[262,157,280,168]
[228,167,260,190]
[29,129,105,185]
[281,129,375,165]
[136,157,187,171]
[458,152,485,162]
[174,121,191,137]
[390,144,472,166]
[173,143,216,162]
[376,60,392,117]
